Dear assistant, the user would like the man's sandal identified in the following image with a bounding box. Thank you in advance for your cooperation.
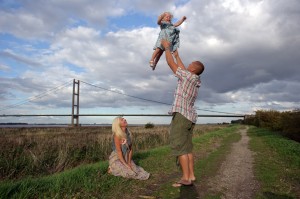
[172,179,193,187]
[190,177,196,182]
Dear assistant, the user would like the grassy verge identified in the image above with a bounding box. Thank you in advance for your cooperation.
[248,126,300,199]
[0,124,222,180]
[0,124,241,198]
[5,125,299,198]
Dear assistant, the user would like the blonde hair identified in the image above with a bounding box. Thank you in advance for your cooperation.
[166,12,173,19]
[160,11,173,20]
[112,116,126,139]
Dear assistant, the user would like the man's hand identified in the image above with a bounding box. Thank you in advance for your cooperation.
[173,50,179,57]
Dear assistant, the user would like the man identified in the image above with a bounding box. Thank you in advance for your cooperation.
[161,39,204,187]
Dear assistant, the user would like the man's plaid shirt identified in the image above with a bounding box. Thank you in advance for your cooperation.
[169,68,201,123]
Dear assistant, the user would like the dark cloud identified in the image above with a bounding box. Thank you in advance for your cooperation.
[1,0,300,123]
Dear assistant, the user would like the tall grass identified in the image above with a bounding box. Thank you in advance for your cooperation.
[0,124,237,199]
[0,124,223,181]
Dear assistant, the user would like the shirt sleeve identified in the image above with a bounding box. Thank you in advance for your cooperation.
[175,68,187,80]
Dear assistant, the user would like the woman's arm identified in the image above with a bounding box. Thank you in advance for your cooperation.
[174,16,187,27]
[128,147,133,167]
[114,135,131,169]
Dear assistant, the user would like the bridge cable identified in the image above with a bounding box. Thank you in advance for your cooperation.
[81,80,242,116]
[0,80,73,112]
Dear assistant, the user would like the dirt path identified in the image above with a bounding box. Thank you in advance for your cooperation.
[205,127,259,198]
[135,127,259,199]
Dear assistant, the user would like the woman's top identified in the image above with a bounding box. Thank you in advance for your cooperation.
[112,128,132,158]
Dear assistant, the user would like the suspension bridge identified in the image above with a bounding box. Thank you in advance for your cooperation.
[0,79,246,126]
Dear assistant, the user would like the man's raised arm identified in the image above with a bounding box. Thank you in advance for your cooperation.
[161,40,177,74]
[161,40,185,74]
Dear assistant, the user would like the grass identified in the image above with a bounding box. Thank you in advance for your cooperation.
[0,124,222,181]
[248,126,300,199]
[0,124,240,198]
[1,125,299,198]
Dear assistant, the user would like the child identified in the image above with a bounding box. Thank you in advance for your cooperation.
[149,12,187,70]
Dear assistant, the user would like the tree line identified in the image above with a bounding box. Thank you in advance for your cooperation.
[243,109,300,142]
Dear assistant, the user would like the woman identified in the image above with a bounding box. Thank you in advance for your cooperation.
[108,117,150,180]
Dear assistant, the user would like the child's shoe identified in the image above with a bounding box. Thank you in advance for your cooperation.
[149,61,156,70]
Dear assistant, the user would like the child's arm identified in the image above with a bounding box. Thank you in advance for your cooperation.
[157,12,165,25]
[174,16,187,27]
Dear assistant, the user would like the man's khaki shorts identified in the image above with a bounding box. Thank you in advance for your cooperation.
[169,112,195,157]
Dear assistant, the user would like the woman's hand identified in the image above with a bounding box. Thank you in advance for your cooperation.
[127,162,136,174]
[125,163,132,170]
[128,161,132,169]
[123,162,134,172]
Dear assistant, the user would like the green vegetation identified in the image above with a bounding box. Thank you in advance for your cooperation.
[244,109,300,142]
[0,125,238,198]
[158,125,242,199]
[248,126,300,199]
[1,125,299,198]
[0,124,221,180]
[144,122,155,128]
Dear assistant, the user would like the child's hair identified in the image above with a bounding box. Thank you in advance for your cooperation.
[112,117,126,139]
[162,11,173,20]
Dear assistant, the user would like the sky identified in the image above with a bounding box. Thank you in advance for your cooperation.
[0,0,299,125]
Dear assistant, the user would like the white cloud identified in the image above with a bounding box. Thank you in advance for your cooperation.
[1,0,300,124]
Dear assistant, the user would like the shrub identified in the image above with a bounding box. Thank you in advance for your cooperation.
[144,122,154,129]
[244,109,300,142]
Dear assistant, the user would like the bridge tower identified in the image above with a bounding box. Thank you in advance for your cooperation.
[71,79,80,127]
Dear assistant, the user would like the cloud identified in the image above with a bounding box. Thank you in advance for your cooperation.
[0,0,126,40]
[0,64,10,71]
[1,0,300,124]
[0,50,44,68]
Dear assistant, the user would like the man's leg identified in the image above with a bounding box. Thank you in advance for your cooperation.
[179,153,195,181]
[187,153,196,181]
[179,154,189,181]
[170,113,194,186]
